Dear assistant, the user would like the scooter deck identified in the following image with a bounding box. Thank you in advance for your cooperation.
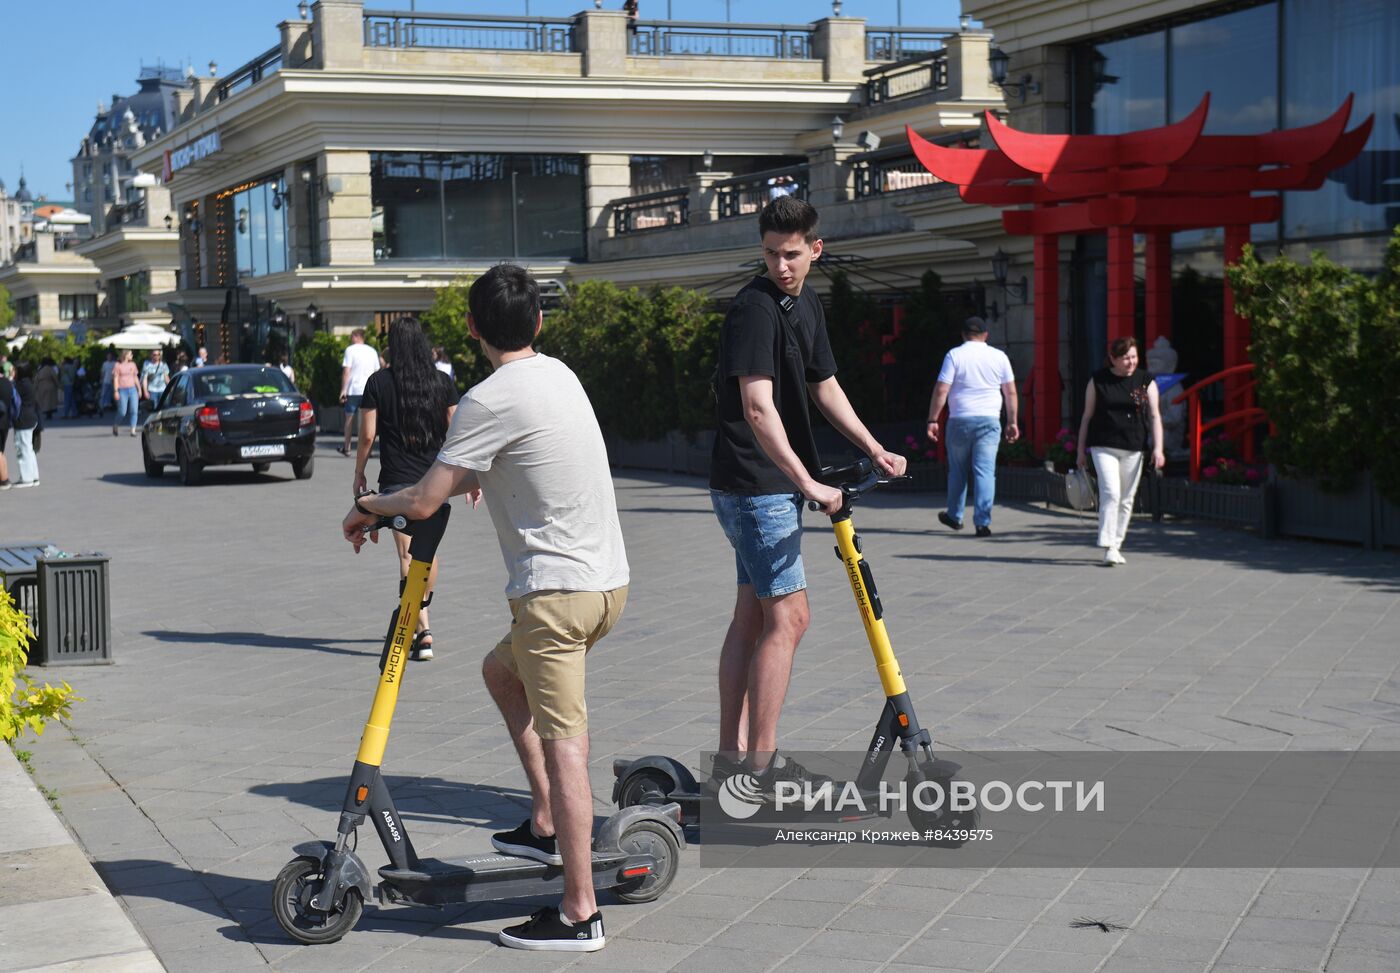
[639,781,893,826]
[377,850,657,907]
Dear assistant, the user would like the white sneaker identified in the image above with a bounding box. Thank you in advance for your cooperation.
[14,480,39,489]
[1107,549,1126,565]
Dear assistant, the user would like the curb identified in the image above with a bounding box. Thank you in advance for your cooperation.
[0,743,166,973]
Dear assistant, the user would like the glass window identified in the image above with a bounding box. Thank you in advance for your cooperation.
[444,154,513,258]
[1283,0,1400,245]
[372,152,443,260]
[1080,32,1166,134]
[372,151,584,261]
[1171,3,1278,133]
[231,178,289,278]
[59,294,98,321]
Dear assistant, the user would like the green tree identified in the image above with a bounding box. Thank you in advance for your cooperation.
[822,271,885,423]
[0,284,13,332]
[419,276,493,392]
[1226,227,1400,499]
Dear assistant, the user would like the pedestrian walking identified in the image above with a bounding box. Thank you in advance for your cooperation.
[352,316,457,662]
[926,316,1019,537]
[708,195,905,786]
[59,357,78,419]
[343,264,629,951]
[432,345,454,380]
[10,362,41,488]
[34,358,59,420]
[338,329,379,456]
[112,349,140,436]
[1076,336,1165,566]
[98,350,117,415]
[141,349,170,408]
[0,367,14,489]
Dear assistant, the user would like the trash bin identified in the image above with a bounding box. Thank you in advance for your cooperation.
[1,544,112,666]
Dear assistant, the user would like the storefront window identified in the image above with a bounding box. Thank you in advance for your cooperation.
[59,293,99,321]
[229,177,289,279]
[1171,4,1277,134]
[111,271,151,315]
[1076,32,1165,134]
[14,296,38,323]
[372,151,584,261]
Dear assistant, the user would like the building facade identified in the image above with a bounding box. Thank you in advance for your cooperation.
[129,0,1000,364]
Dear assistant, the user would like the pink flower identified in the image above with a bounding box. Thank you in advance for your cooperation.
[924,449,938,459]
[1056,427,1071,438]
[1063,440,1075,452]
[904,435,917,447]
[1245,468,1262,481]
[1203,466,1219,479]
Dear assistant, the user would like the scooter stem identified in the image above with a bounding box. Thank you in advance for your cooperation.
[354,505,452,767]
[830,514,907,699]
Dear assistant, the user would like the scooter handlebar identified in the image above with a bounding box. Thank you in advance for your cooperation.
[807,459,911,511]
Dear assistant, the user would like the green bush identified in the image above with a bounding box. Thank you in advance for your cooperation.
[537,279,721,440]
[293,331,381,408]
[1227,227,1400,500]
[419,276,493,394]
[1,589,80,742]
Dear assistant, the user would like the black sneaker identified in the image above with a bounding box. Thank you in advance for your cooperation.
[491,820,562,866]
[938,512,964,531]
[499,906,605,952]
[975,525,992,537]
[752,752,832,793]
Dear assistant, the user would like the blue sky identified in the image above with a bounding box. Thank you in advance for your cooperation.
[0,0,964,203]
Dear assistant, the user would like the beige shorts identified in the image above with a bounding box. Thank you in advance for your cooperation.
[490,586,628,740]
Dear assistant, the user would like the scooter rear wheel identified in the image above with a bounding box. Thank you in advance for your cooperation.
[618,770,674,809]
[273,856,364,945]
[613,820,681,904]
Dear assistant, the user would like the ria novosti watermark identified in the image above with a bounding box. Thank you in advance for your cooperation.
[698,750,1400,869]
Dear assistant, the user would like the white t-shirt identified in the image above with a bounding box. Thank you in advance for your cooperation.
[342,342,380,396]
[437,353,629,600]
[937,341,1015,418]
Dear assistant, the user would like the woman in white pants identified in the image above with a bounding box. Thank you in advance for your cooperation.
[1076,337,1164,565]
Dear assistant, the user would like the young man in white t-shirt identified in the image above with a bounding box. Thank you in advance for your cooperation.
[338,329,380,456]
[342,265,627,953]
[926,317,1019,536]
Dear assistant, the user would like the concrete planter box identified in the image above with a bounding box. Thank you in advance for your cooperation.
[317,405,344,435]
[1272,472,1399,549]
[1155,478,1267,531]
[606,430,713,478]
[997,466,1050,502]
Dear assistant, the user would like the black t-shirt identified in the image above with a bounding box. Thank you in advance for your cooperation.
[360,367,458,490]
[709,277,838,494]
[0,376,13,431]
[1087,367,1154,451]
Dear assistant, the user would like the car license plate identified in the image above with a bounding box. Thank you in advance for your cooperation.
[240,445,286,459]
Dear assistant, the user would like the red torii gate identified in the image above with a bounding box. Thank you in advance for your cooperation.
[907,95,1373,446]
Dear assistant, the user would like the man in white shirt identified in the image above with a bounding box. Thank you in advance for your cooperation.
[342,265,627,953]
[926,317,1018,537]
[338,328,380,456]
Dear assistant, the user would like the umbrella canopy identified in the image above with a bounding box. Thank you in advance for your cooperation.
[94,323,182,350]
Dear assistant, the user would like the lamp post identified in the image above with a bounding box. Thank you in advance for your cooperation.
[991,248,1027,303]
[831,116,845,144]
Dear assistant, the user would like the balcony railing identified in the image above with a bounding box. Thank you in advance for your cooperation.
[613,187,690,235]
[217,46,283,102]
[629,21,813,59]
[715,165,810,220]
[364,10,576,52]
[854,153,945,198]
[865,50,948,105]
[865,26,956,61]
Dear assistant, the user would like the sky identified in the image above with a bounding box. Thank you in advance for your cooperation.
[0,0,964,203]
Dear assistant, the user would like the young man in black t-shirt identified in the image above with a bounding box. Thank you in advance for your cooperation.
[709,195,906,786]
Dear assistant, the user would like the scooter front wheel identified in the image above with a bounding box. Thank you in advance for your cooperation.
[273,856,364,945]
[613,820,681,904]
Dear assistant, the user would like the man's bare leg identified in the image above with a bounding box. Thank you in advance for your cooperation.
[718,585,764,756]
[482,653,553,836]
[745,590,810,769]
[542,734,596,922]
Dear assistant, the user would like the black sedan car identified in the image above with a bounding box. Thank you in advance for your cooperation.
[142,365,316,485]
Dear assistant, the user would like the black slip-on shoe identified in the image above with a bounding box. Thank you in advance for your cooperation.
[491,820,562,866]
[938,512,964,531]
[499,906,605,951]
[976,525,992,537]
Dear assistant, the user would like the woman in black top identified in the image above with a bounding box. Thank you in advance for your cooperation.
[1075,336,1164,566]
[353,317,459,660]
[10,362,43,488]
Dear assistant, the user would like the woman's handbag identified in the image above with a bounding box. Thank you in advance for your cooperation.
[1065,467,1097,511]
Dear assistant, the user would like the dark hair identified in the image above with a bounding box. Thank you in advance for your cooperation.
[468,264,540,352]
[16,361,33,380]
[350,328,366,340]
[386,316,452,453]
[1107,336,1138,364]
[758,195,819,243]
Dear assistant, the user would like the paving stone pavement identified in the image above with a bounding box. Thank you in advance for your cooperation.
[8,418,1400,973]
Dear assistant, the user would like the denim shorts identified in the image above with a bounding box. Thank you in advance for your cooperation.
[344,394,364,415]
[710,490,806,599]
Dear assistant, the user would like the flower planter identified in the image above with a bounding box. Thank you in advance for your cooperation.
[1273,473,1374,547]
[885,461,946,493]
[996,466,1050,502]
[1155,477,1266,531]
[317,405,343,435]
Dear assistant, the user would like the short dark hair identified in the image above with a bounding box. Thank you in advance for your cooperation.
[759,195,819,243]
[1107,336,1138,360]
[469,264,540,352]
[350,328,366,340]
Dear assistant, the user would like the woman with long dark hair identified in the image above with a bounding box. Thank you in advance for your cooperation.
[353,316,459,660]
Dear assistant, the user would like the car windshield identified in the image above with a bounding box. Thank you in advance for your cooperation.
[193,368,294,398]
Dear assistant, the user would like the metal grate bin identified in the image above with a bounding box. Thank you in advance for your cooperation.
[31,556,113,666]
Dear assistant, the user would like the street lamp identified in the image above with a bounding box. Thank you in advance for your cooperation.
[306,303,320,329]
[988,47,1040,102]
[298,0,309,19]
[991,248,1026,302]
[702,149,714,171]
[831,116,845,144]
[163,214,174,231]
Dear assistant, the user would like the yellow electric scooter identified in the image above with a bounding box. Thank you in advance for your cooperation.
[611,458,978,843]
[274,504,684,945]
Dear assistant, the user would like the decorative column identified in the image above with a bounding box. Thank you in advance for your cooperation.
[1032,233,1060,445]
[1106,224,1135,340]
[1145,230,1172,345]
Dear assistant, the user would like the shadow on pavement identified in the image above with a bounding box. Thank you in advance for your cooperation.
[142,630,379,657]
[99,470,297,487]
[249,775,532,826]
